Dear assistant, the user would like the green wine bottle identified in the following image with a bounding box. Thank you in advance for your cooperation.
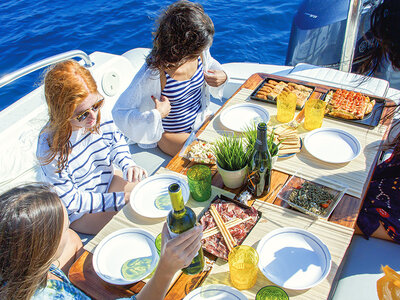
[167,183,204,275]
[247,122,272,197]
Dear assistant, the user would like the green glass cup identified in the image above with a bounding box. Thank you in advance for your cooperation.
[155,233,162,256]
[186,164,212,202]
[256,286,289,300]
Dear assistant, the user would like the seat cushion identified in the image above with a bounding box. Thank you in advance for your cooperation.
[332,235,400,300]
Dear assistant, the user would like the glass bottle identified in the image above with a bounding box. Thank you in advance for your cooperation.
[247,122,272,197]
[167,183,204,275]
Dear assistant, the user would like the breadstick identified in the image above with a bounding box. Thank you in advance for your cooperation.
[209,205,236,251]
[279,148,301,154]
[202,216,252,240]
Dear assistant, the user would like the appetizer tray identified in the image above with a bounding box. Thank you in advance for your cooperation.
[179,131,216,164]
[198,195,261,261]
[276,174,347,219]
[323,88,386,127]
[250,78,316,110]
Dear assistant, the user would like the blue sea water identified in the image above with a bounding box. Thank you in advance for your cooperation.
[0,0,302,111]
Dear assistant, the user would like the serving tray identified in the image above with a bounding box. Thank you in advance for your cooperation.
[250,78,316,110]
[197,194,261,261]
[323,89,386,128]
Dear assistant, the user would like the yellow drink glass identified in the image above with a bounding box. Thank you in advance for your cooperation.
[304,98,327,131]
[276,91,297,123]
[228,245,259,290]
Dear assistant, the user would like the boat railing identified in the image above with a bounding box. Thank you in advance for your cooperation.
[0,50,94,88]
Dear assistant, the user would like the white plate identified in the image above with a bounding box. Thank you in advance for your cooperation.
[304,128,361,163]
[257,227,331,290]
[220,103,270,132]
[183,284,247,300]
[130,174,190,218]
[92,228,159,285]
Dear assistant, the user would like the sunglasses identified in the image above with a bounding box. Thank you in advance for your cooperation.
[74,98,104,122]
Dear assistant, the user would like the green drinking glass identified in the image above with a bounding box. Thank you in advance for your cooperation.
[186,164,212,202]
[155,233,162,255]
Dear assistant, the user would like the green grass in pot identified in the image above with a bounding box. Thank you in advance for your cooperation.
[242,123,280,157]
[213,133,252,171]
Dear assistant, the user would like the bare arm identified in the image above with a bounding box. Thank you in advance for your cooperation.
[135,224,203,300]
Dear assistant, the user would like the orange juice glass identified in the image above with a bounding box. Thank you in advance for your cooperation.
[304,98,327,130]
[228,245,259,290]
[276,91,297,123]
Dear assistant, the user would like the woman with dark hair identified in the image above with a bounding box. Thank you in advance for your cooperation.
[356,0,400,243]
[0,184,83,299]
[112,0,227,156]
[358,0,400,76]
[0,184,203,299]
[37,60,147,235]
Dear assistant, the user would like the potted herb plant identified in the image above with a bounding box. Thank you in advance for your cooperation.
[243,123,280,165]
[213,133,252,189]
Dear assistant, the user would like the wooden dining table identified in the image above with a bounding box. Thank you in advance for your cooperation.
[68,73,394,299]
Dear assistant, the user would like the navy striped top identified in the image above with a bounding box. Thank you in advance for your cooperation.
[161,57,204,133]
[37,120,136,222]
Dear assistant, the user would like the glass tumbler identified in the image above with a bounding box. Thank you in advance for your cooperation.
[187,164,212,202]
[228,245,259,290]
[276,91,297,123]
[304,98,327,131]
[155,233,162,255]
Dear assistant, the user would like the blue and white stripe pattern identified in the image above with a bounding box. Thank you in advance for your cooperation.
[161,57,204,133]
[37,120,136,222]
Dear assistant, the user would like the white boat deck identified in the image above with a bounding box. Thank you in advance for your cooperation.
[0,49,398,299]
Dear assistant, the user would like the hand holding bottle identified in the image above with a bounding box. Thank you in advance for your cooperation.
[167,183,205,274]
[158,223,203,275]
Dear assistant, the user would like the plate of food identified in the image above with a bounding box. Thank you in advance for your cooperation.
[199,195,261,261]
[250,78,315,109]
[257,227,331,290]
[93,228,159,285]
[180,139,216,164]
[276,174,347,219]
[304,128,361,164]
[324,88,385,127]
[183,284,247,300]
[130,174,190,218]
[219,103,270,132]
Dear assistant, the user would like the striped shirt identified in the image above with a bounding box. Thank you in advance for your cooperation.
[37,120,136,222]
[161,57,204,133]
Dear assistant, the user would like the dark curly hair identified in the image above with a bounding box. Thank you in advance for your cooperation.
[359,0,400,74]
[146,0,215,70]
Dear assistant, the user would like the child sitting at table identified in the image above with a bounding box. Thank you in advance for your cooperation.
[37,60,147,235]
[356,0,400,243]
[112,0,228,156]
[0,183,203,300]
